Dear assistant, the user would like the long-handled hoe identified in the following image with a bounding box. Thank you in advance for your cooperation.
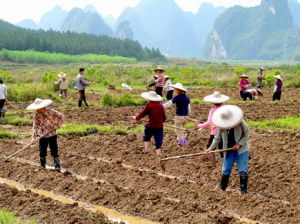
[4,130,54,162]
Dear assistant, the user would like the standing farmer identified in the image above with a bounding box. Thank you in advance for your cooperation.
[154,67,165,97]
[27,99,64,170]
[57,72,69,99]
[133,91,166,156]
[195,92,230,160]
[164,83,191,146]
[164,75,174,101]
[272,75,283,101]
[77,68,91,107]
[0,78,7,118]
[257,67,265,88]
[206,105,250,194]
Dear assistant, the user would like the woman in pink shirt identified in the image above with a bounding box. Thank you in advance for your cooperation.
[195,92,230,161]
[154,67,165,97]
[239,74,251,101]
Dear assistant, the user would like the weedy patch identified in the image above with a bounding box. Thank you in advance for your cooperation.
[248,117,300,131]
[0,117,32,126]
[0,209,37,224]
[0,130,19,139]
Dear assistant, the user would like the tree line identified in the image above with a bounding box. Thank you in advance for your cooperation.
[0,19,165,61]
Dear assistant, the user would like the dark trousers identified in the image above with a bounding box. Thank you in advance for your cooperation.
[39,135,59,160]
[78,90,88,107]
[240,91,252,101]
[143,126,163,149]
[207,134,224,158]
[155,87,163,97]
[0,99,5,112]
[273,91,281,101]
[166,90,174,101]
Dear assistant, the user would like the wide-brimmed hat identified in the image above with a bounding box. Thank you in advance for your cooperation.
[58,72,67,78]
[212,105,244,129]
[169,83,187,92]
[153,67,165,73]
[203,91,230,104]
[141,91,163,102]
[260,67,265,70]
[239,74,249,78]
[26,98,53,110]
[274,75,283,80]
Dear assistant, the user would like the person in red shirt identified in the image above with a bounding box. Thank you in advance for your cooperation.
[133,91,166,156]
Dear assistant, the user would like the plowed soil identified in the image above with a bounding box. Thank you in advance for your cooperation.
[0,87,299,224]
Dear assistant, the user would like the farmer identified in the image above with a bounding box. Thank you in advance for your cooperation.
[206,105,250,194]
[154,67,165,97]
[147,75,158,90]
[273,75,283,101]
[195,92,230,161]
[164,75,174,101]
[0,78,7,118]
[239,74,252,101]
[77,68,91,108]
[257,67,265,88]
[245,89,263,100]
[57,72,69,99]
[164,83,191,146]
[27,98,64,170]
[133,91,166,156]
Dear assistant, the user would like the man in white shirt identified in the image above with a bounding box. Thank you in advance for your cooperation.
[164,76,174,100]
[0,78,7,118]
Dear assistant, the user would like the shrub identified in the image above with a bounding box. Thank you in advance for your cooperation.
[234,67,246,76]
[100,93,146,107]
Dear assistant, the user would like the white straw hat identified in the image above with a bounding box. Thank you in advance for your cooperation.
[58,72,67,78]
[239,74,249,78]
[203,91,230,104]
[169,83,187,92]
[26,98,53,110]
[153,67,165,72]
[274,75,283,80]
[164,75,170,79]
[260,67,265,70]
[212,105,244,129]
[141,91,163,102]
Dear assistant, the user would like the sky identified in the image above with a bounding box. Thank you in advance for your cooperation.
[0,0,263,24]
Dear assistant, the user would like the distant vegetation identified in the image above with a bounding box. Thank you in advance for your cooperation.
[0,50,137,64]
[0,19,165,61]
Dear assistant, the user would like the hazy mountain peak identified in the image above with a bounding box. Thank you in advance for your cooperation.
[39,5,68,31]
[16,19,39,30]
[84,5,98,14]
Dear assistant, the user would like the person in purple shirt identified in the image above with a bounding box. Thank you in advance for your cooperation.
[239,74,252,101]
[273,75,283,101]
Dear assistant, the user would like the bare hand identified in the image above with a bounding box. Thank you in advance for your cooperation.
[205,148,212,154]
[132,116,137,120]
[31,137,38,145]
[232,144,241,151]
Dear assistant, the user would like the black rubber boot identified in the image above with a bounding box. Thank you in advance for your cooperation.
[240,175,248,194]
[54,157,61,170]
[40,157,46,168]
[219,175,230,191]
[78,100,82,107]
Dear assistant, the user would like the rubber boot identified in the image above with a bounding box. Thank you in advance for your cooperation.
[219,175,230,191]
[54,157,61,170]
[240,175,248,195]
[178,139,188,146]
[83,100,89,107]
[78,100,82,107]
[40,157,46,168]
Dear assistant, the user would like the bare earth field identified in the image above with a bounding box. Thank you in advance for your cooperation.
[0,88,299,224]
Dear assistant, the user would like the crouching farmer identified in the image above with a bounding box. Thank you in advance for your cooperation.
[206,105,250,194]
[27,99,64,170]
[133,91,166,156]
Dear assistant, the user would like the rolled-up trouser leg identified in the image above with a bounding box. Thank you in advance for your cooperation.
[175,116,188,145]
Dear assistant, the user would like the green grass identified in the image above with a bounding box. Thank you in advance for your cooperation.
[100,92,146,107]
[0,130,19,139]
[0,117,32,126]
[58,123,129,136]
[0,209,37,224]
[248,117,300,131]
[0,49,137,64]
